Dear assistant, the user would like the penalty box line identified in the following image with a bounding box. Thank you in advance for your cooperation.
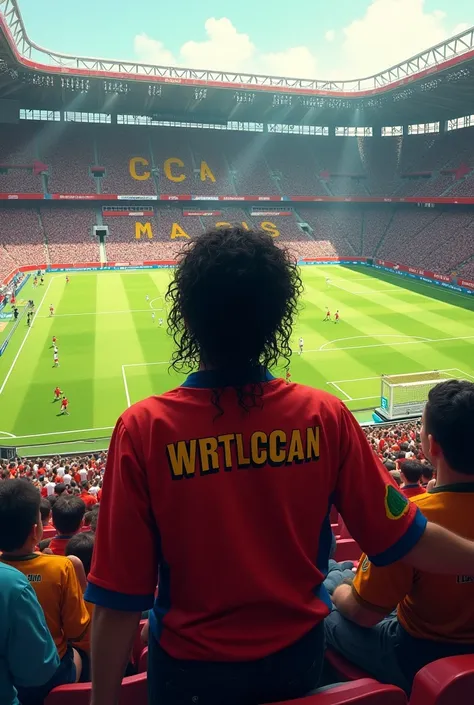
[121,361,170,408]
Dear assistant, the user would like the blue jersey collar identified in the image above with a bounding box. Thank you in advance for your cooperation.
[182,367,275,389]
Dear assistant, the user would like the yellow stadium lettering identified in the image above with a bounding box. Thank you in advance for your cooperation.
[261,221,280,237]
[235,433,250,468]
[129,157,150,181]
[199,436,220,474]
[241,221,250,231]
[135,222,153,239]
[287,429,305,464]
[268,430,286,466]
[306,426,320,462]
[215,222,231,229]
[164,157,185,183]
[200,160,216,182]
[250,431,268,467]
[170,223,190,239]
[218,434,235,471]
[166,440,197,479]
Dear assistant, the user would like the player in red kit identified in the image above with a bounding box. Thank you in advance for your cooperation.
[60,396,69,415]
[285,369,291,384]
[324,308,331,322]
[49,304,54,317]
[334,310,340,324]
[66,276,70,284]
[86,227,474,705]
[53,386,62,401]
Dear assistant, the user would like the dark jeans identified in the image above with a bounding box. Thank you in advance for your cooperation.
[148,623,325,705]
[16,646,76,705]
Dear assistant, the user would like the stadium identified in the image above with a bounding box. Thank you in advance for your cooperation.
[1,0,474,702]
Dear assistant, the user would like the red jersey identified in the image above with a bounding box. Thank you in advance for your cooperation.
[326,310,331,317]
[54,387,61,398]
[80,491,97,508]
[49,535,73,556]
[335,312,339,320]
[50,306,54,313]
[61,398,68,408]
[401,484,427,499]
[86,370,426,662]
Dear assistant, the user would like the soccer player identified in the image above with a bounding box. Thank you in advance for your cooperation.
[54,386,62,402]
[33,277,38,288]
[49,304,54,317]
[326,277,331,287]
[53,344,58,355]
[285,369,291,384]
[151,312,155,323]
[146,294,150,302]
[51,335,57,349]
[66,276,70,284]
[158,317,163,327]
[53,351,59,368]
[324,308,331,322]
[334,310,340,324]
[40,276,44,286]
[60,396,69,415]
[298,336,304,355]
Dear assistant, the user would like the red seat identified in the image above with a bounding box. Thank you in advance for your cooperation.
[330,506,339,524]
[409,655,474,705]
[325,648,371,682]
[334,539,361,563]
[276,678,407,704]
[131,619,148,667]
[44,673,147,705]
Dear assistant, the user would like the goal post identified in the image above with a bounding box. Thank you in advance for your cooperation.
[376,371,451,421]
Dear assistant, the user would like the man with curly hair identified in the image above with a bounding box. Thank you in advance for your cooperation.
[86,227,474,705]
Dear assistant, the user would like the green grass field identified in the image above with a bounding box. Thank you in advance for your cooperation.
[1,265,474,456]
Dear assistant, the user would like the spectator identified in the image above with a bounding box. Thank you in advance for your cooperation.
[44,475,56,497]
[0,562,60,705]
[86,227,474,705]
[80,482,97,508]
[40,497,52,527]
[54,482,66,496]
[399,460,426,498]
[49,496,86,555]
[325,380,474,693]
[421,464,434,488]
[0,480,90,702]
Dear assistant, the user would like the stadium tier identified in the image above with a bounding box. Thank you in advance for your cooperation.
[3,124,474,198]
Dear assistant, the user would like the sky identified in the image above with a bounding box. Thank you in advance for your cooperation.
[13,0,474,80]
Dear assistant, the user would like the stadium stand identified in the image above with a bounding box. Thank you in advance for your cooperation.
[0,208,47,277]
[40,207,99,263]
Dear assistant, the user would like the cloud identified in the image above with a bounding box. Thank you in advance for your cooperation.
[134,2,474,81]
[134,16,318,78]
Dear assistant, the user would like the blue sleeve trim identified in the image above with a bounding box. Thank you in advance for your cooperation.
[85,581,154,612]
[368,507,427,567]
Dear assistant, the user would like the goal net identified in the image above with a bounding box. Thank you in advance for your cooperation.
[376,371,451,421]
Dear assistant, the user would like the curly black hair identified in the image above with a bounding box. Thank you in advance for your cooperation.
[166,227,303,408]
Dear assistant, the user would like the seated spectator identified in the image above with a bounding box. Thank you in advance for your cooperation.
[66,532,95,675]
[54,482,66,497]
[40,497,52,527]
[0,480,90,703]
[49,496,86,556]
[0,561,59,705]
[399,460,426,498]
[80,481,97,508]
[421,464,434,488]
[83,505,99,533]
[325,379,474,694]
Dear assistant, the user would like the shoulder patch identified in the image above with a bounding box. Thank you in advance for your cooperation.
[385,485,409,520]
[361,556,370,572]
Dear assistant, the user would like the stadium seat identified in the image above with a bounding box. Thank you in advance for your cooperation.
[325,648,371,682]
[275,679,407,704]
[44,673,147,705]
[137,646,148,674]
[131,619,148,667]
[334,539,361,562]
[409,655,474,705]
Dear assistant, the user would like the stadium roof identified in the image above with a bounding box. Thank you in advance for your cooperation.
[2,0,474,126]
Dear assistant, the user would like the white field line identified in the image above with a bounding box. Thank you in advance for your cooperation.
[121,365,131,408]
[331,282,404,294]
[37,308,153,319]
[330,368,464,385]
[0,277,55,396]
[319,335,432,352]
[0,430,16,438]
[11,426,115,441]
[455,368,474,381]
[303,333,474,355]
[328,382,353,401]
[122,361,169,368]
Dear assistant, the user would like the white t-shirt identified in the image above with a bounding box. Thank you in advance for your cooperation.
[63,473,72,485]
[79,469,88,482]
[89,486,99,496]
[56,467,65,477]
[45,481,56,496]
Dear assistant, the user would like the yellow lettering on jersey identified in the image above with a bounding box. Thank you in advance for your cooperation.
[199,436,219,474]
[268,429,286,465]
[235,433,250,468]
[200,161,216,182]
[306,426,320,461]
[170,223,190,239]
[129,157,150,181]
[287,430,305,464]
[164,157,185,182]
[218,434,235,470]
[135,222,153,239]
[215,222,231,229]
[261,221,280,237]
[166,440,197,479]
[250,431,267,467]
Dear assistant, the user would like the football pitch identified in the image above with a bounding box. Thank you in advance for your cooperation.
[1,265,474,456]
